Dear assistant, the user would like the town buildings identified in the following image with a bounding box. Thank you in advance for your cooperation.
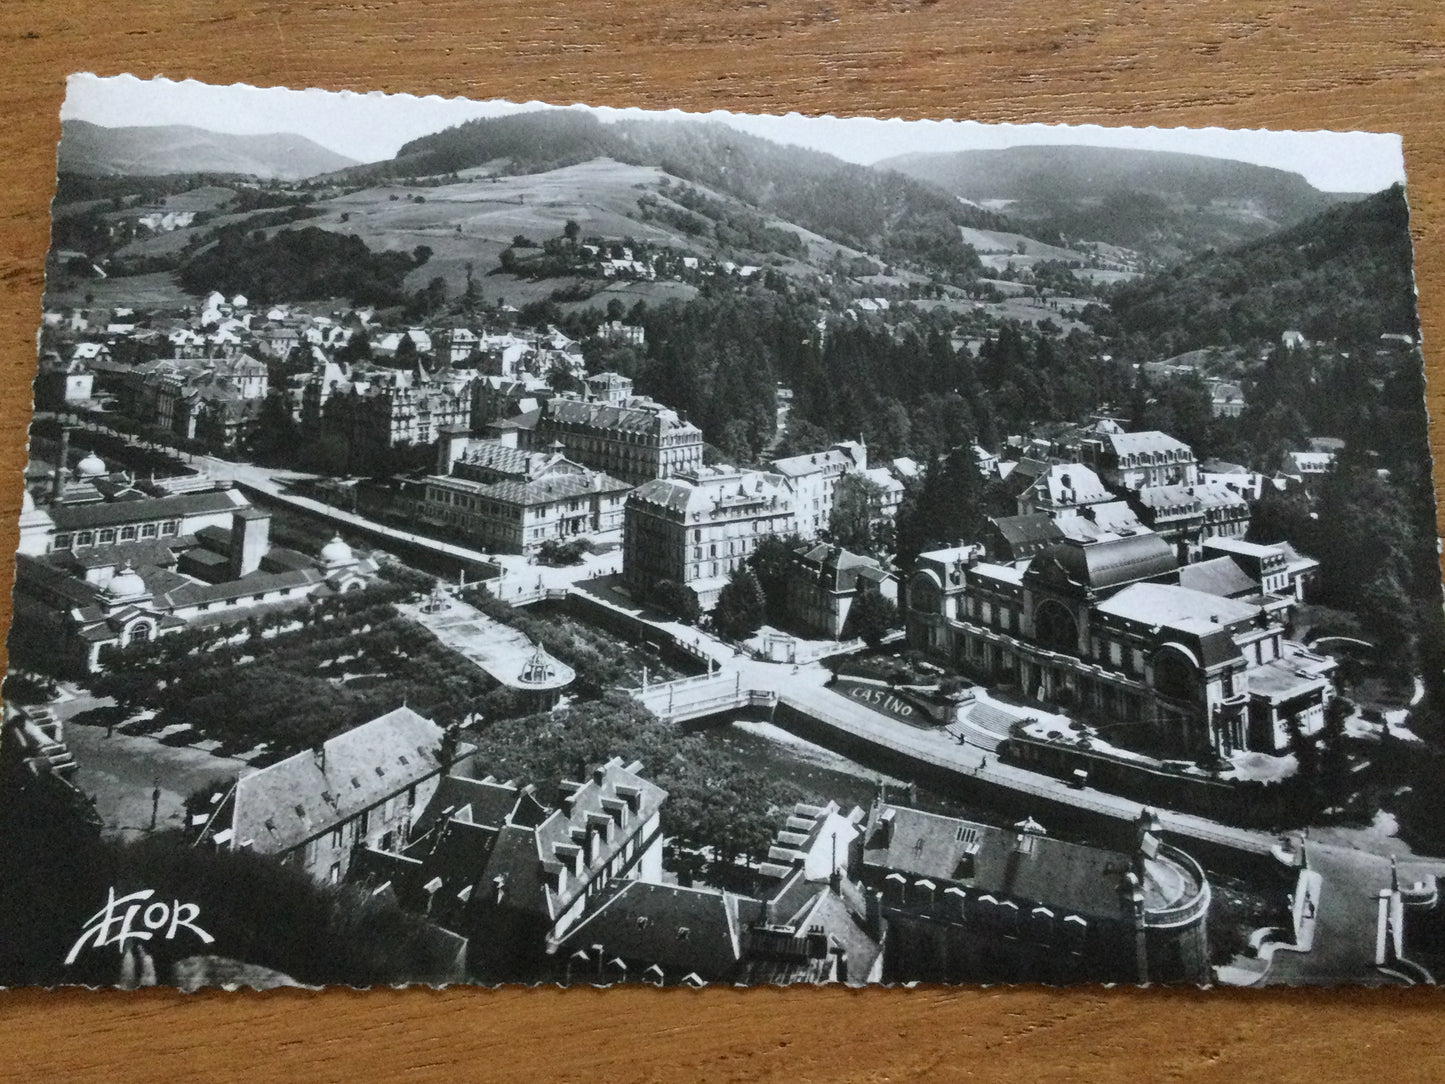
[14,478,379,673]
[1080,429,1199,491]
[302,360,473,451]
[504,393,705,487]
[769,441,868,540]
[194,707,452,885]
[859,802,1212,984]
[623,466,795,610]
[350,756,667,980]
[406,429,630,555]
[906,534,1336,756]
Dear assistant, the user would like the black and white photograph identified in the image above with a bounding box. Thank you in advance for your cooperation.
[3,72,1441,990]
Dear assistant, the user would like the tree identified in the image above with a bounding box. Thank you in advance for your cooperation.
[648,579,700,625]
[563,219,581,244]
[1319,698,1351,811]
[748,532,803,624]
[713,567,766,640]
[828,472,884,556]
[842,588,899,648]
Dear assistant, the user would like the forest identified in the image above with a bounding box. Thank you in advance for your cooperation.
[1100,186,1417,357]
[177,225,427,306]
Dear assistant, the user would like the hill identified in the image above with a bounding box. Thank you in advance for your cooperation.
[1100,184,1418,354]
[878,144,1352,259]
[343,109,1013,278]
[58,120,360,180]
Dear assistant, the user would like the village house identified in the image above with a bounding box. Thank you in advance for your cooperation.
[555,800,883,987]
[349,757,668,981]
[1078,429,1199,492]
[1129,481,1251,563]
[503,394,705,487]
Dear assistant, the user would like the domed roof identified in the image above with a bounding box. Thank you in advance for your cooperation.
[76,450,107,479]
[104,563,148,599]
[319,535,354,566]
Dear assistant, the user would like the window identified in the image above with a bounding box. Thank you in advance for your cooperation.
[77,531,94,546]
[119,527,136,541]
[99,529,116,544]
[161,521,178,536]
[53,534,72,549]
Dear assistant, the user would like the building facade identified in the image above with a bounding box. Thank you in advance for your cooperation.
[525,395,705,487]
[195,707,451,885]
[906,536,1336,756]
[769,442,868,540]
[624,466,795,610]
[785,543,897,640]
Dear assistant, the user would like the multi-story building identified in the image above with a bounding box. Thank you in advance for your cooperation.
[350,756,668,981]
[1131,481,1251,562]
[785,543,896,640]
[1079,429,1199,492]
[194,707,452,885]
[303,361,473,451]
[518,395,705,487]
[906,535,1336,756]
[1015,463,1113,517]
[624,466,795,610]
[407,432,629,555]
[769,441,868,540]
[859,802,1212,984]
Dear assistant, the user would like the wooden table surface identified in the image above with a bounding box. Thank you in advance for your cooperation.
[2,2,1444,1080]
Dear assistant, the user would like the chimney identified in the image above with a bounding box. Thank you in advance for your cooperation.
[229,508,271,579]
[52,426,70,503]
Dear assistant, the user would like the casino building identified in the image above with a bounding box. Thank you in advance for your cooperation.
[906,533,1336,756]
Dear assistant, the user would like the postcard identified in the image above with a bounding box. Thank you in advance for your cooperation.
[4,73,1439,989]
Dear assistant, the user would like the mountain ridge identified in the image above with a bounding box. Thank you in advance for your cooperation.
[58,119,360,181]
[877,143,1355,258]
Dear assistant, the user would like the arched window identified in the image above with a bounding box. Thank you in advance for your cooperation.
[1034,600,1079,654]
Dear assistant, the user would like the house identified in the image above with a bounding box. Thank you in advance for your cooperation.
[784,543,897,640]
[1078,429,1198,492]
[194,707,452,885]
[555,801,883,987]
[407,432,630,555]
[1015,463,1112,516]
[523,395,705,487]
[1129,481,1251,563]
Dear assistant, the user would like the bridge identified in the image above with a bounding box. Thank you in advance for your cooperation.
[628,672,777,724]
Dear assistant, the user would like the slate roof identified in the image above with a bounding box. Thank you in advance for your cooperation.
[1095,582,1260,635]
[425,468,629,508]
[989,513,1064,551]
[1179,556,1259,599]
[49,488,248,532]
[861,805,1159,922]
[1025,464,1112,508]
[628,469,790,518]
[226,707,446,856]
[559,879,744,980]
[1134,482,1248,516]
[542,398,701,438]
[1093,430,1194,459]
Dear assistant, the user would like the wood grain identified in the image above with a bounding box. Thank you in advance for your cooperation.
[2,2,1444,1079]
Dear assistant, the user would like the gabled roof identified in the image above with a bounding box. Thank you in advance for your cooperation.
[226,707,446,857]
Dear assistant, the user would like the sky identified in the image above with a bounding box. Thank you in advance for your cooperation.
[62,73,1406,193]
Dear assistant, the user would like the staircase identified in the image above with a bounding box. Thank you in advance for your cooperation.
[946,700,1027,753]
